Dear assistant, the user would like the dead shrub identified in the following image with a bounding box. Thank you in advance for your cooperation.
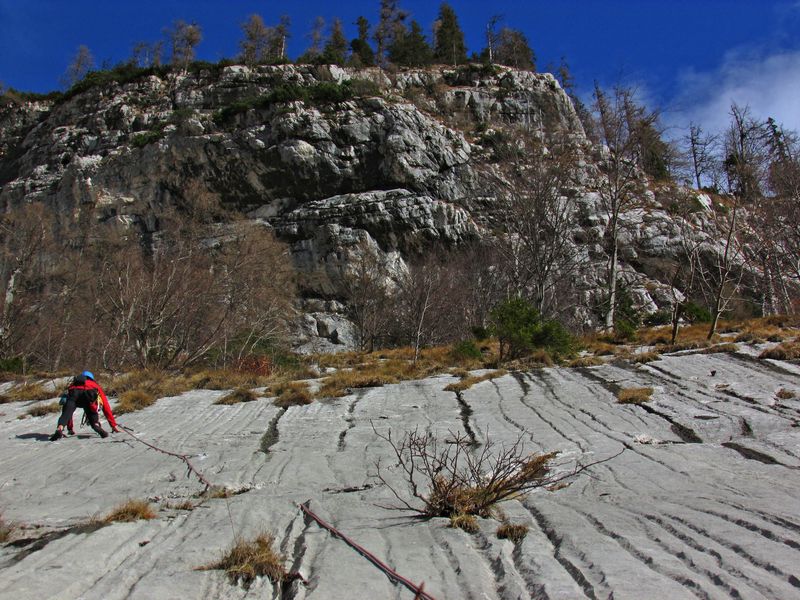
[216,388,257,405]
[270,382,312,408]
[444,369,506,392]
[373,426,559,518]
[233,355,272,377]
[115,390,156,414]
[449,513,479,533]
[497,523,529,543]
[103,499,156,523]
[776,388,796,400]
[616,387,653,404]
[23,401,61,418]
[201,532,288,589]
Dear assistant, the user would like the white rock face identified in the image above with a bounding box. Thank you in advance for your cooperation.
[1,351,799,599]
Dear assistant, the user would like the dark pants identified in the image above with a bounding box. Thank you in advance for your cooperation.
[57,397,101,431]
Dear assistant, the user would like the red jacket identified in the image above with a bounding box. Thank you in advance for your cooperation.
[67,378,118,430]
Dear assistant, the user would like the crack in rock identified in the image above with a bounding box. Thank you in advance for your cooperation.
[260,408,286,455]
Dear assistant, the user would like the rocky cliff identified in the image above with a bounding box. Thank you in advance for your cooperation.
[0,64,730,348]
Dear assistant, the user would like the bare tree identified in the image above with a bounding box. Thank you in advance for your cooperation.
[494,134,581,317]
[61,45,94,88]
[90,216,294,370]
[167,20,202,69]
[240,14,270,65]
[0,204,55,365]
[340,240,394,352]
[684,122,719,190]
[592,84,647,330]
[484,15,503,64]
[131,41,163,68]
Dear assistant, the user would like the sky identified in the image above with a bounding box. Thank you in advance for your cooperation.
[1,0,799,136]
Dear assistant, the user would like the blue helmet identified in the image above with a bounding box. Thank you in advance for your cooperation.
[82,370,95,381]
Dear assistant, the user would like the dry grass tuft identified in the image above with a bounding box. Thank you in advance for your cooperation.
[186,369,270,391]
[5,382,51,403]
[216,388,257,405]
[103,499,156,523]
[760,341,800,361]
[444,370,507,392]
[201,532,288,589]
[656,340,708,353]
[497,523,529,543]
[449,513,479,533]
[618,351,661,364]
[776,388,796,400]
[616,387,654,404]
[115,390,156,415]
[165,500,196,511]
[700,343,739,354]
[23,401,61,418]
[204,486,233,499]
[0,514,13,542]
[270,381,312,408]
[567,356,605,368]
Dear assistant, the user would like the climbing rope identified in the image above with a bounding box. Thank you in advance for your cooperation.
[119,425,214,491]
[299,501,437,600]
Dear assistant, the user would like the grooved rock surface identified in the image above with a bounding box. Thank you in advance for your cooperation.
[1,351,799,599]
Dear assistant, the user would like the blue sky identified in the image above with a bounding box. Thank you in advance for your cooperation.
[1,0,799,134]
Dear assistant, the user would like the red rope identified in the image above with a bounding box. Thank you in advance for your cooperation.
[299,502,437,600]
[119,425,214,490]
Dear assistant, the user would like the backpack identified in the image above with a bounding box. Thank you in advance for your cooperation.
[68,375,99,407]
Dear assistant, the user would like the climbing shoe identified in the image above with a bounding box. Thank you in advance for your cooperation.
[92,425,109,438]
[67,428,75,436]
[49,430,63,441]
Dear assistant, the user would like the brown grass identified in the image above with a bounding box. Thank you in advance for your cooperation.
[776,388,796,400]
[449,513,479,533]
[165,500,196,511]
[760,342,800,361]
[314,357,446,399]
[655,340,709,353]
[204,486,234,499]
[496,523,529,543]
[215,388,257,405]
[700,343,739,354]
[4,382,51,403]
[103,499,156,523]
[444,369,507,392]
[567,356,605,368]
[115,390,157,415]
[23,401,61,418]
[270,381,312,408]
[616,387,654,404]
[0,514,13,542]
[616,351,661,364]
[201,532,288,589]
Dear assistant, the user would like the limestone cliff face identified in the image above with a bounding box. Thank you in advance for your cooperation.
[0,64,727,347]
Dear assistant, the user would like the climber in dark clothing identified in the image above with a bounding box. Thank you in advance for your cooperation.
[50,371,116,441]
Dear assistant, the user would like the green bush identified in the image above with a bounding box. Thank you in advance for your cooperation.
[683,301,712,323]
[131,129,163,147]
[450,340,482,362]
[644,309,672,327]
[489,297,574,362]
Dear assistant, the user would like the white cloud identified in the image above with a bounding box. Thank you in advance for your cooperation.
[668,47,800,135]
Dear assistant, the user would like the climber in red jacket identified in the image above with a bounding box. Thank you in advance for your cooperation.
[50,371,119,441]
